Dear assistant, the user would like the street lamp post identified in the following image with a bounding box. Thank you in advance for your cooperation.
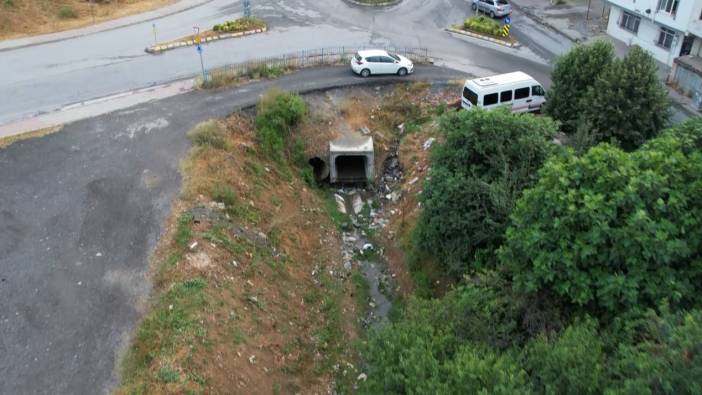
[193,26,207,83]
[244,0,251,18]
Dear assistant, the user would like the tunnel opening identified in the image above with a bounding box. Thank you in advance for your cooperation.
[334,155,368,183]
[308,157,330,182]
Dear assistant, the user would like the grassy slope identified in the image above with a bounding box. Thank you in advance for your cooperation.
[118,115,361,394]
[0,0,175,40]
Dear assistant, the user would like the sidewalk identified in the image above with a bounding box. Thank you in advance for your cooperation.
[510,0,610,42]
[0,0,214,51]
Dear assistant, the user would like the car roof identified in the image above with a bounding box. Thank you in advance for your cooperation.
[357,49,389,57]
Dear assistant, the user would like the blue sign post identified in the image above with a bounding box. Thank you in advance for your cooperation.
[504,16,511,25]
[196,44,207,82]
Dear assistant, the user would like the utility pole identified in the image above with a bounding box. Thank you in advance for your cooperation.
[244,0,251,18]
[90,0,95,24]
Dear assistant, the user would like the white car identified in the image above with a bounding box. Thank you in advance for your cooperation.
[350,49,414,77]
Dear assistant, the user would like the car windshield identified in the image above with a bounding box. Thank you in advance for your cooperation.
[388,53,401,62]
[497,0,509,4]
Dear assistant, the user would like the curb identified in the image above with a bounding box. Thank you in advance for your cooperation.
[145,27,267,54]
[446,27,520,48]
[342,0,402,6]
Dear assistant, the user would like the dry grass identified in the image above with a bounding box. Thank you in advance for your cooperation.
[0,125,63,149]
[118,113,360,395]
[0,0,176,40]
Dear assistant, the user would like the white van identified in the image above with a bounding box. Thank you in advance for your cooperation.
[461,72,546,113]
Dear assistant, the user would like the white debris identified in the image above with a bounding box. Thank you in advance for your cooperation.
[189,241,198,250]
[95,252,102,257]
[409,177,420,185]
[351,193,364,215]
[334,194,347,214]
[357,373,368,381]
[423,137,436,150]
[362,243,374,251]
[249,355,256,365]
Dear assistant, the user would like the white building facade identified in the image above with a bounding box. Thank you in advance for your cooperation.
[606,0,702,66]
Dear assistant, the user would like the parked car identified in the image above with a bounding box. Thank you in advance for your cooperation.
[461,71,546,113]
[350,49,414,78]
[472,0,512,18]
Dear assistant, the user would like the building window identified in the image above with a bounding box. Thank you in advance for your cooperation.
[657,0,679,15]
[657,27,676,49]
[620,11,641,33]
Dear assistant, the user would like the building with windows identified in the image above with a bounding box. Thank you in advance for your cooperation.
[606,0,702,106]
[606,0,702,66]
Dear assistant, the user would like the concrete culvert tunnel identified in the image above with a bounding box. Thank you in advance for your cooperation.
[329,136,374,184]
[308,157,330,182]
[333,155,368,183]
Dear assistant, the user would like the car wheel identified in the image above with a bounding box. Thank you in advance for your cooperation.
[490,10,495,18]
[471,3,477,11]
[360,69,370,78]
[397,68,408,77]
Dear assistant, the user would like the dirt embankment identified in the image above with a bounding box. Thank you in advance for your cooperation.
[118,114,361,394]
[0,0,175,40]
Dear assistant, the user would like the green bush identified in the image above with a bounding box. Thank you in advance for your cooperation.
[414,109,557,276]
[464,16,502,36]
[255,89,306,161]
[212,17,266,33]
[58,5,78,19]
[524,318,606,395]
[500,120,702,315]
[187,120,228,150]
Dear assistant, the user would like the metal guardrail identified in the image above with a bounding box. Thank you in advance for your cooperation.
[205,46,430,82]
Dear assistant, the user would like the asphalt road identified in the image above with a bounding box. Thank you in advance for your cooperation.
[0,0,554,125]
[0,65,467,395]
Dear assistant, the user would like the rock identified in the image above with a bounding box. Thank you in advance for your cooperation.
[186,252,211,269]
[95,252,102,257]
[423,137,436,150]
[210,201,226,210]
[344,261,352,271]
[334,194,347,214]
[351,194,364,215]
[258,231,267,240]
[249,355,256,365]
[390,191,401,203]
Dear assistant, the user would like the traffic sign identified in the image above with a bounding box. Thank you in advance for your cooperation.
[504,16,511,24]
[196,44,202,53]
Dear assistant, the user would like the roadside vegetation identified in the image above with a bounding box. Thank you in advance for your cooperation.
[353,43,702,394]
[463,15,503,37]
[118,90,359,394]
[0,0,175,40]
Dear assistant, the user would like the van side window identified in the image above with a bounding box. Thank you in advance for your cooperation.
[483,93,498,106]
[532,85,545,96]
[463,87,478,105]
[500,90,512,103]
[515,87,530,100]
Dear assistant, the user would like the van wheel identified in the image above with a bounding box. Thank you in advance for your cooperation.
[360,69,370,78]
[471,3,477,11]
[489,10,495,18]
[397,68,407,76]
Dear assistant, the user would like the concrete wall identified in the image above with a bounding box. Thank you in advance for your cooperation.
[607,6,684,65]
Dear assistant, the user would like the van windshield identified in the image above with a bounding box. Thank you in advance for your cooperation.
[463,87,478,105]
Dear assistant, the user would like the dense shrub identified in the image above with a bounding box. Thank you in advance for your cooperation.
[187,120,228,149]
[213,17,266,33]
[255,89,306,160]
[500,119,702,315]
[414,109,557,276]
[581,45,671,150]
[58,5,78,19]
[524,319,606,395]
[544,40,614,134]
[463,16,502,36]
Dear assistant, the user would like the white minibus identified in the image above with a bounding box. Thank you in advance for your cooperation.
[461,72,546,113]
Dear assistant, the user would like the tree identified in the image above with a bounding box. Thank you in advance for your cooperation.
[581,45,671,150]
[414,109,557,277]
[499,121,702,315]
[544,40,614,134]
